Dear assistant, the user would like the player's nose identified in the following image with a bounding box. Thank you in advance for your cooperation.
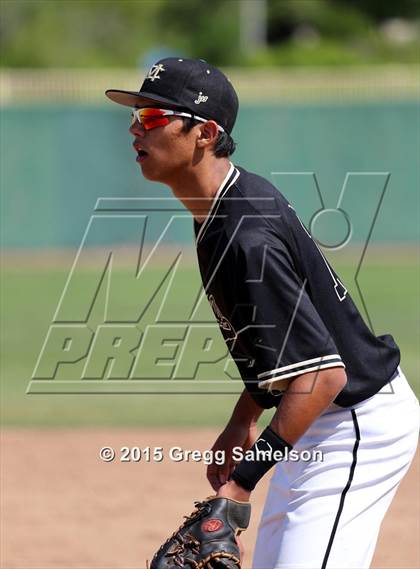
[129,119,146,137]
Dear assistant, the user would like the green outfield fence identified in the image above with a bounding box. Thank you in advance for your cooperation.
[1,66,419,248]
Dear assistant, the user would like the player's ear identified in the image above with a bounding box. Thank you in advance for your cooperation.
[196,121,219,149]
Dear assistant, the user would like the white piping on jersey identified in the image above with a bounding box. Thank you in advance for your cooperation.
[257,354,344,379]
[195,162,240,245]
[258,361,346,388]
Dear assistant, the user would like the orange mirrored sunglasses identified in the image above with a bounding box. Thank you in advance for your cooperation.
[131,107,224,132]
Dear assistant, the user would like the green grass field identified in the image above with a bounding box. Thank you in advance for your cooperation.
[2,254,418,428]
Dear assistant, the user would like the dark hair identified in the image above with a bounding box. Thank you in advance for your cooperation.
[181,116,236,158]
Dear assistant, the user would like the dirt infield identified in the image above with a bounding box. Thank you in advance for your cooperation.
[2,429,418,569]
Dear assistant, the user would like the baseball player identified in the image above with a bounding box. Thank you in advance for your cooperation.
[106,59,419,568]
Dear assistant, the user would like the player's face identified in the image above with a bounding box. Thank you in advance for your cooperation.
[129,107,198,184]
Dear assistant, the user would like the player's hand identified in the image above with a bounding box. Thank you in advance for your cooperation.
[236,533,245,564]
[207,421,258,491]
[217,478,252,502]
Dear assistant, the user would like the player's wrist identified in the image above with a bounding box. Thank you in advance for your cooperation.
[230,426,293,492]
[216,479,251,502]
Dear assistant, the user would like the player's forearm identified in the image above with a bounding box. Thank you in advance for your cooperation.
[227,388,265,428]
[218,368,347,502]
[270,368,347,445]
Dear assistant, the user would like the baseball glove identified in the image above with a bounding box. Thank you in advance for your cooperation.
[148,496,251,568]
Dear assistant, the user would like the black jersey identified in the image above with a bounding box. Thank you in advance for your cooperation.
[194,163,400,409]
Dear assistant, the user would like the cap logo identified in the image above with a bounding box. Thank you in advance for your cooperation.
[146,63,165,82]
[194,91,208,104]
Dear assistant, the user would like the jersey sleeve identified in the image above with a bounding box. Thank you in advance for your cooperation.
[230,234,345,393]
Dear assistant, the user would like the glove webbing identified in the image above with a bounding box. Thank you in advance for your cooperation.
[147,501,212,567]
[196,551,241,569]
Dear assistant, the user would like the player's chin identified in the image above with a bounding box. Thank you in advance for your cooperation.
[139,161,173,184]
[137,160,161,182]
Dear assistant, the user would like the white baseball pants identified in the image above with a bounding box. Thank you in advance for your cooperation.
[252,368,419,569]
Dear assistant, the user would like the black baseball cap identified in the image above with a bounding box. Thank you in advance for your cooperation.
[105,57,239,134]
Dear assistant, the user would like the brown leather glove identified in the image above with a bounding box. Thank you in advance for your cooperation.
[149,496,251,568]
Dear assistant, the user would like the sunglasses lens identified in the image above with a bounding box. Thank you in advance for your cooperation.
[132,108,170,130]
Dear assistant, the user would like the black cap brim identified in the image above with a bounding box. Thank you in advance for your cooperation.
[105,89,184,109]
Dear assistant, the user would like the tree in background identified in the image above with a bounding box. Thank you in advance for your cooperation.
[0,0,418,68]
[337,0,419,21]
